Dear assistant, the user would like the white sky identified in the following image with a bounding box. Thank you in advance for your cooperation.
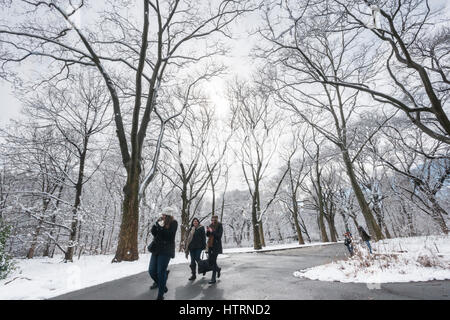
[0,2,259,126]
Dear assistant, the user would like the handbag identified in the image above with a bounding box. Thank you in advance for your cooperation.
[147,240,156,252]
[197,251,213,275]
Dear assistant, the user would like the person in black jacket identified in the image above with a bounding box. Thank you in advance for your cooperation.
[184,217,206,281]
[148,208,178,300]
[358,226,373,254]
[206,215,223,285]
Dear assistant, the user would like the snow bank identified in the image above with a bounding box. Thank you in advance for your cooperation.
[0,252,190,300]
[0,241,333,300]
[294,235,450,284]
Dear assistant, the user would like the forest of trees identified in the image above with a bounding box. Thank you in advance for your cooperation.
[0,0,448,263]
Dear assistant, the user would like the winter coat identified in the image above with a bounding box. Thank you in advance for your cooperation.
[359,228,371,241]
[150,219,178,258]
[187,225,206,251]
[206,222,223,254]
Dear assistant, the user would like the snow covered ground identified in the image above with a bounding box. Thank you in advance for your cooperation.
[0,241,334,300]
[294,235,450,284]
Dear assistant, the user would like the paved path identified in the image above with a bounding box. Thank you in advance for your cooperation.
[53,244,450,300]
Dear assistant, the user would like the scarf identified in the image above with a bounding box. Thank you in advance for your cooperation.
[184,226,197,257]
[207,223,217,248]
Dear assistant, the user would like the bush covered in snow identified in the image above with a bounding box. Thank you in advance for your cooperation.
[0,219,14,280]
[294,235,450,283]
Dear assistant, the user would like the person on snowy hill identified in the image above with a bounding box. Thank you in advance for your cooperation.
[147,208,178,300]
[184,217,206,281]
[358,226,373,254]
[206,215,223,285]
[343,231,354,256]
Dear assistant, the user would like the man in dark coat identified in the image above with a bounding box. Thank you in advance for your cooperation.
[358,226,373,254]
[206,215,223,284]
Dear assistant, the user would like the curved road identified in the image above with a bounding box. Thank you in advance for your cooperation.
[53,244,450,300]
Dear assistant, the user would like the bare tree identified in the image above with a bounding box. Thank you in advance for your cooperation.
[259,1,387,240]
[24,73,111,261]
[0,122,73,258]
[328,0,450,144]
[278,128,311,244]
[0,0,257,261]
[369,122,449,234]
[228,79,285,249]
[161,105,216,250]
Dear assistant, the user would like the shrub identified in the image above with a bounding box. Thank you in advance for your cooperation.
[0,219,14,280]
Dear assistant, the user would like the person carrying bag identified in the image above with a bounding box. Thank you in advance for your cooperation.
[184,217,206,281]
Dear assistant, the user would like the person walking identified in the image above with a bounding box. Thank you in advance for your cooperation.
[184,217,206,281]
[148,208,178,300]
[343,231,354,256]
[206,215,223,285]
[358,226,373,254]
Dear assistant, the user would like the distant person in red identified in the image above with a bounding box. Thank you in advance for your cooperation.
[206,215,223,284]
[343,231,354,256]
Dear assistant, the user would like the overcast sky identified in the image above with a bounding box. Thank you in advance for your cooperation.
[2,0,449,127]
[0,1,261,128]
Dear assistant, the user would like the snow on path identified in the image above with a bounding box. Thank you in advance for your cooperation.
[0,241,334,300]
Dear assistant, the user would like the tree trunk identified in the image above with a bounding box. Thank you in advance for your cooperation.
[340,212,350,233]
[256,193,265,247]
[428,196,449,234]
[112,172,140,262]
[326,216,338,242]
[64,146,88,262]
[401,201,415,237]
[318,211,329,242]
[341,149,384,240]
[259,222,266,247]
[26,217,44,259]
[251,194,262,250]
[291,201,305,245]
[350,215,359,231]
[179,183,189,251]
[27,198,50,259]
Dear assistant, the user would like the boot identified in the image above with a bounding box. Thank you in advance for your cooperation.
[150,282,168,292]
[209,269,216,284]
[150,269,170,291]
[188,265,196,281]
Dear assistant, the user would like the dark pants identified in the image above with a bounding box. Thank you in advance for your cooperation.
[148,253,171,298]
[189,248,203,274]
[345,243,354,256]
[208,248,220,281]
[365,240,373,254]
